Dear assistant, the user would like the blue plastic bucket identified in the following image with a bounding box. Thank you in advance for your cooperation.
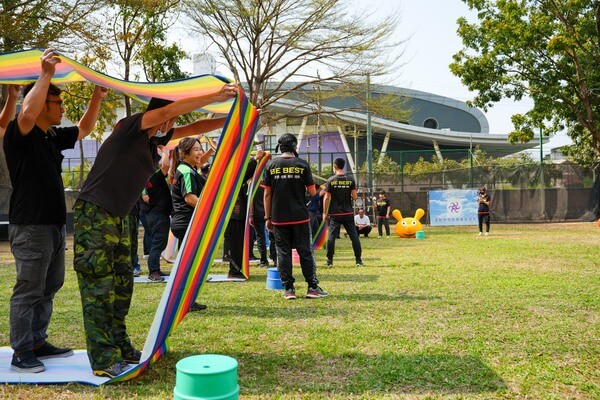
[174,354,239,400]
[266,267,284,290]
[415,230,425,239]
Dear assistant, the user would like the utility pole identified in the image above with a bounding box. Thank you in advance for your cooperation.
[366,74,373,197]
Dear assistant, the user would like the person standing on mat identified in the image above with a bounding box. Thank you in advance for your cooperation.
[263,133,328,300]
[226,150,264,279]
[4,48,107,373]
[74,83,237,378]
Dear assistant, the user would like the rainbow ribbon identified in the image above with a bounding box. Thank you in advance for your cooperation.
[110,89,259,382]
[242,152,271,278]
[0,48,233,114]
[312,184,329,250]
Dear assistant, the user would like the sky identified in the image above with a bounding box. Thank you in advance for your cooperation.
[170,0,565,143]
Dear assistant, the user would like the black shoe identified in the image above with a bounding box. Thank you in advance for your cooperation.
[11,350,45,373]
[189,302,208,312]
[222,255,231,262]
[258,261,269,268]
[93,362,128,378]
[249,254,259,261]
[227,272,246,280]
[33,342,73,360]
[326,260,333,268]
[158,270,170,276]
[122,348,141,364]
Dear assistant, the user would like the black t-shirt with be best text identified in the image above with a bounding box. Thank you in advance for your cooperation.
[325,174,356,216]
[262,155,315,225]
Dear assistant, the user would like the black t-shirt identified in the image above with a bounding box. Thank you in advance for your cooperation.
[375,197,390,217]
[262,155,315,225]
[478,194,491,214]
[230,159,257,221]
[77,113,172,218]
[146,169,172,216]
[4,121,78,224]
[171,162,203,232]
[325,174,356,216]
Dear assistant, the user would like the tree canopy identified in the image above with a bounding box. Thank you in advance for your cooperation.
[450,0,600,164]
[182,0,405,123]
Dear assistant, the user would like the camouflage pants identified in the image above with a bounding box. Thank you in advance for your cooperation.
[73,199,135,370]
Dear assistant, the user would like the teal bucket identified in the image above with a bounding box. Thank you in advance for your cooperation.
[174,354,239,400]
[266,267,284,290]
[415,230,425,239]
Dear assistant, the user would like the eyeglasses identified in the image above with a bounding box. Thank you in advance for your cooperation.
[46,100,63,107]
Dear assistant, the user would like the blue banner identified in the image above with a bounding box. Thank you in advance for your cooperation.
[429,189,479,226]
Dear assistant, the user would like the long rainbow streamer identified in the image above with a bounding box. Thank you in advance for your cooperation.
[0,49,233,114]
[312,184,329,250]
[109,89,259,382]
[242,152,271,278]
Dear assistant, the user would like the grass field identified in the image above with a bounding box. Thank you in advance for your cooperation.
[0,222,598,399]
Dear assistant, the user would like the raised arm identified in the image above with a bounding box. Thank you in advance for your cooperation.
[77,86,109,140]
[17,49,59,135]
[141,83,238,131]
[0,84,21,138]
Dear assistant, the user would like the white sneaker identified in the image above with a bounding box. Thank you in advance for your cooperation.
[478,232,482,236]
[484,232,489,236]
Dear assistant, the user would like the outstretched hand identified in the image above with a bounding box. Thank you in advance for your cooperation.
[213,83,239,103]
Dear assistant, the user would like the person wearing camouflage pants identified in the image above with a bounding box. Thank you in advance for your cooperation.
[73,200,135,371]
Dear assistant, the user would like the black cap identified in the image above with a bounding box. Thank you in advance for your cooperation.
[276,133,298,154]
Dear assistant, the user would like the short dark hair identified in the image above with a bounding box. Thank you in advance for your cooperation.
[146,97,174,112]
[23,82,62,99]
[276,133,298,153]
[379,189,386,195]
[333,158,345,170]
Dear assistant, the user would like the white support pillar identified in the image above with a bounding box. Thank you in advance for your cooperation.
[337,125,356,173]
[297,116,308,152]
[378,132,391,164]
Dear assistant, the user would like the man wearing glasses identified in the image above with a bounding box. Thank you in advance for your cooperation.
[3,48,107,373]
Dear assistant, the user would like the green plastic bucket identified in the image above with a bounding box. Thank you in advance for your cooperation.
[174,354,239,400]
[415,230,425,239]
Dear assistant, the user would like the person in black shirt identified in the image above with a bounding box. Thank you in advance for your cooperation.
[145,148,173,281]
[74,83,238,378]
[477,187,492,236]
[4,49,107,373]
[375,189,391,238]
[263,133,328,300]
[323,158,363,267]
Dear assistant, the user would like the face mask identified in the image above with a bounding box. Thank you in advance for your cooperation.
[154,130,166,138]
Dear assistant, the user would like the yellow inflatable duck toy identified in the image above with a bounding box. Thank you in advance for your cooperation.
[392,208,425,238]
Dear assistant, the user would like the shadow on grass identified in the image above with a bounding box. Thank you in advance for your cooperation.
[131,351,506,397]
[320,273,380,282]
[334,291,442,302]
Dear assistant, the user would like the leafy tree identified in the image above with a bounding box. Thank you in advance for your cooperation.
[451,0,600,162]
[182,0,403,121]
[106,0,180,116]
[62,54,120,188]
[359,150,402,185]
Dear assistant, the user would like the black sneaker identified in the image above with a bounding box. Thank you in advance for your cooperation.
[11,350,45,373]
[122,348,141,364]
[93,362,126,378]
[158,270,170,276]
[258,261,269,268]
[33,342,74,360]
[189,302,208,312]
[148,272,165,282]
[283,288,296,300]
[227,272,246,280]
[326,260,333,268]
[356,261,365,267]
[306,286,329,298]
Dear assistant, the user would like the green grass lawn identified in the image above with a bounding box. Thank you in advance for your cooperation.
[0,222,598,399]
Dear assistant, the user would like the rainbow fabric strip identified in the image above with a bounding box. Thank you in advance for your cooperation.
[110,89,259,383]
[242,152,271,278]
[0,48,233,114]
